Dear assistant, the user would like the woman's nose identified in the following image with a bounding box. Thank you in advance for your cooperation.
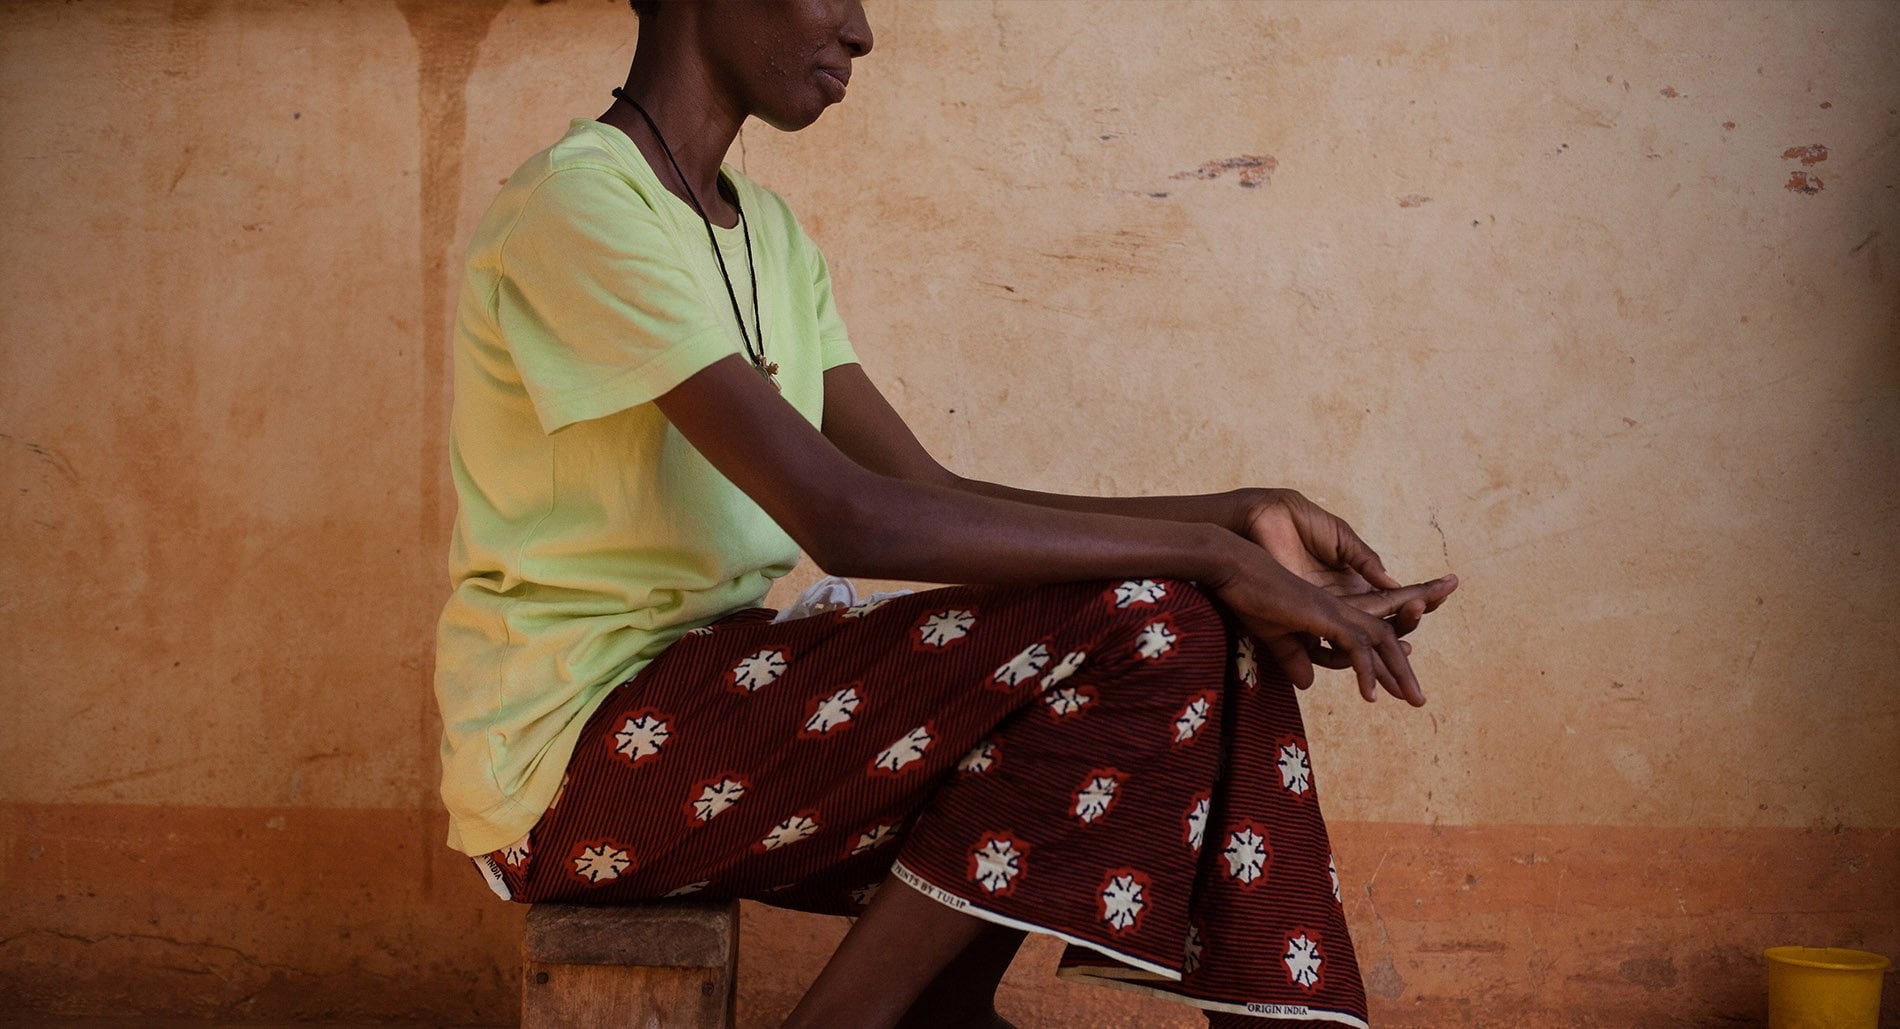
[841,0,873,57]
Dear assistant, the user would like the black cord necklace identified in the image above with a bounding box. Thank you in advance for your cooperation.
[612,87,778,389]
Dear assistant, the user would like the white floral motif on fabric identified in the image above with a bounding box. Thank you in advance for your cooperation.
[956,741,998,775]
[1283,929,1324,990]
[689,776,747,824]
[870,725,935,775]
[664,880,709,897]
[968,833,1027,895]
[801,685,862,737]
[686,626,715,637]
[1223,824,1270,885]
[1133,619,1179,660]
[501,834,532,870]
[850,822,902,855]
[1098,869,1148,933]
[1172,692,1212,744]
[1043,684,1096,719]
[914,609,977,648]
[572,842,631,884]
[1277,738,1313,796]
[1183,794,1210,854]
[840,595,896,619]
[729,649,789,692]
[1184,923,1204,975]
[756,811,821,852]
[1235,636,1259,688]
[990,642,1051,688]
[850,881,881,909]
[1039,650,1087,690]
[1329,852,1342,903]
[611,710,671,766]
[1072,770,1123,824]
[1111,579,1168,609]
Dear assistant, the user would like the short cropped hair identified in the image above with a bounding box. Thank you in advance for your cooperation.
[629,1,659,18]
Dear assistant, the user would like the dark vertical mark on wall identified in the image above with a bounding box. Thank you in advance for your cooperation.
[396,0,509,889]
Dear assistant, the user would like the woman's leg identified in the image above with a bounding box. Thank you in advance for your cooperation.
[783,875,1004,1029]
[895,922,1027,1029]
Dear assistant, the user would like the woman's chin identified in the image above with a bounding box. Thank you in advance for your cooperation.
[758,102,832,133]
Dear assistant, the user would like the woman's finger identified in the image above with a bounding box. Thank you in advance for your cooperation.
[1393,598,1426,638]
[1335,520,1403,590]
[1316,568,1372,596]
[1340,576,1458,621]
[1348,637,1380,702]
[1372,618,1425,706]
[1264,634,1316,688]
[1306,636,1354,669]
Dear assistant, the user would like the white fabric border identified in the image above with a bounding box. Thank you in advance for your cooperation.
[887,860,1182,981]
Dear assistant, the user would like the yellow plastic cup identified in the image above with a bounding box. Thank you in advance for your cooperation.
[1764,946,1891,1029]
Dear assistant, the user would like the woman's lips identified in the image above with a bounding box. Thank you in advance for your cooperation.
[816,67,849,101]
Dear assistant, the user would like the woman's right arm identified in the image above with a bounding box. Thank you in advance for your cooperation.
[655,355,1453,705]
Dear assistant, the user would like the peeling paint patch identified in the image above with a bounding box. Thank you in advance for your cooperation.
[1722,121,1736,130]
[1781,143,1829,166]
[1365,954,1407,1000]
[1171,154,1277,187]
[1397,193,1431,208]
[1659,85,1681,98]
[1784,170,1824,195]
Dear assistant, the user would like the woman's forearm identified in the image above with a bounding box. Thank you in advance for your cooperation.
[818,470,1256,588]
[944,476,1259,535]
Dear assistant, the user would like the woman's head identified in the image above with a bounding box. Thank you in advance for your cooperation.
[630,0,873,132]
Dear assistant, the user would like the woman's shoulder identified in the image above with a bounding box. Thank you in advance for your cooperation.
[481,120,665,225]
[722,167,825,259]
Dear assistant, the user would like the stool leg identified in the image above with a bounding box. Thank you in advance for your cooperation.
[523,960,735,1028]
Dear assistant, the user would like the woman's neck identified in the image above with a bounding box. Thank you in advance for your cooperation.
[601,50,747,227]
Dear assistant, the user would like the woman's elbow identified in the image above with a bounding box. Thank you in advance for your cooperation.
[796,489,895,578]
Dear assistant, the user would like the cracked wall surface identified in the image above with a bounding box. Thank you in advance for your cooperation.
[2,0,1895,1024]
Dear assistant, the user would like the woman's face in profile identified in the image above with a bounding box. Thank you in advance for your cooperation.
[702,0,874,132]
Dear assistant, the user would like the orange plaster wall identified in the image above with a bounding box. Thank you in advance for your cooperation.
[2,0,1896,1024]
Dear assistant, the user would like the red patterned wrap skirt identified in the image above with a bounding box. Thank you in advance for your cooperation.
[476,578,1369,1027]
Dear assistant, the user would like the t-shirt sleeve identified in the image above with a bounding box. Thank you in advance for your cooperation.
[495,167,738,434]
[804,231,859,371]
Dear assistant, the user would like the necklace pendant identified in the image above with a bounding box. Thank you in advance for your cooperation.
[759,360,781,392]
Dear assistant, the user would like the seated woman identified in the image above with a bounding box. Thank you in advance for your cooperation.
[434,2,1457,1026]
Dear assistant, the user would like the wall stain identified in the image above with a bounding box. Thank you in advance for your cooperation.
[1397,193,1432,208]
[1780,143,1829,165]
[1784,170,1824,195]
[1659,85,1681,98]
[1171,154,1277,188]
[395,0,510,890]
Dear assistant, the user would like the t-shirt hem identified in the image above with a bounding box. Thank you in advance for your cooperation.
[819,333,858,371]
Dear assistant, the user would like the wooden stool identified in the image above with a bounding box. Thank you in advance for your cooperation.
[522,900,740,1028]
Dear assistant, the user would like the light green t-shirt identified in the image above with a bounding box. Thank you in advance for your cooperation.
[435,119,857,856]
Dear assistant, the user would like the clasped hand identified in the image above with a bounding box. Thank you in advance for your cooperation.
[1212,488,1458,706]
